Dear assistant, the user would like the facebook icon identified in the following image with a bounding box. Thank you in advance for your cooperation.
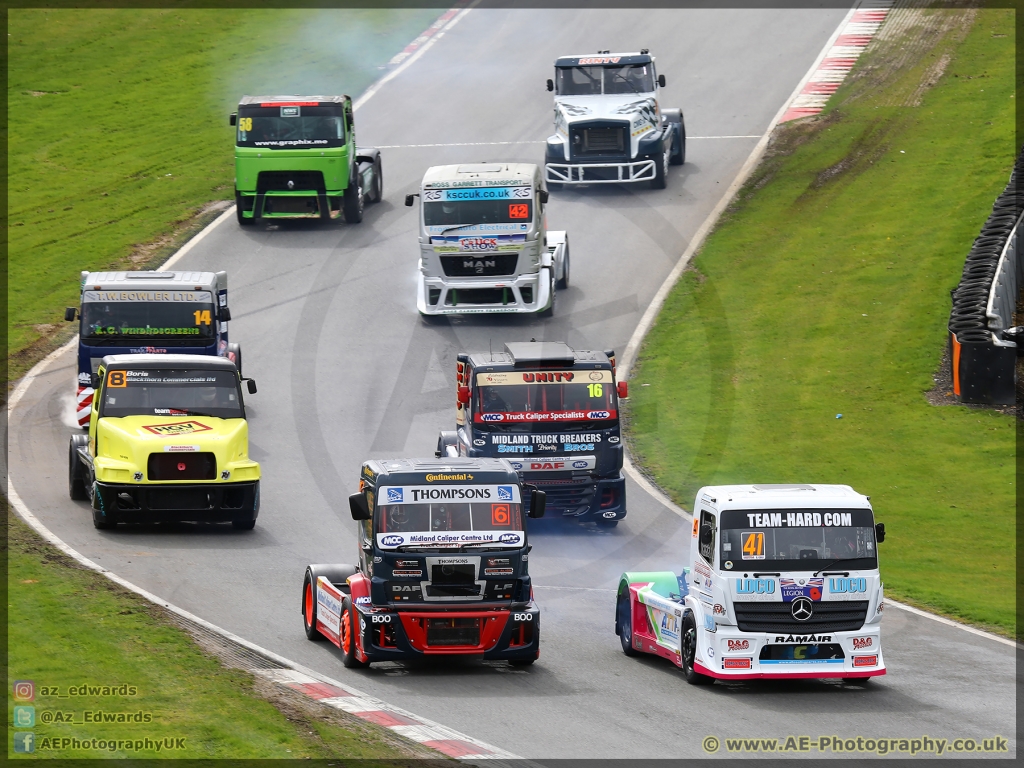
[14,732,35,753]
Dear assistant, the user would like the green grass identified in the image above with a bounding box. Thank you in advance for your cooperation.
[7,7,440,370]
[627,8,1016,635]
[6,506,448,761]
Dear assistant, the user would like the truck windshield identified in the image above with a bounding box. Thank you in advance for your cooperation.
[236,106,346,149]
[423,190,533,227]
[719,509,877,571]
[556,64,655,95]
[375,484,524,549]
[81,293,216,345]
[473,370,617,425]
[100,369,243,419]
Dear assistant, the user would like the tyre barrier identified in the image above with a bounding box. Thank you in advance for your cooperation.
[947,145,1023,405]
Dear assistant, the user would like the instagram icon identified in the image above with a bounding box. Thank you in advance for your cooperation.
[13,680,35,702]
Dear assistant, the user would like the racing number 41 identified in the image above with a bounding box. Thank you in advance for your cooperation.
[742,531,765,559]
[194,309,212,326]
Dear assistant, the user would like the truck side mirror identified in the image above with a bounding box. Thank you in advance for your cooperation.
[875,522,885,543]
[617,381,628,399]
[658,74,666,87]
[229,113,237,126]
[457,386,471,404]
[91,373,101,388]
[699,524,714,546]
[404,193,418,207]
[349,492,371,521]
[245,379,257,394]
[65,307,78,321]
[546,79,554,92]
[219,307,232,321]
[529,489,546,519]
[539,189,549,204]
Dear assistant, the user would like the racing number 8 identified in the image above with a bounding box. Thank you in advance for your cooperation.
[741,531,765,559]
[107,371,127,388]
[508,203,529,219]
[491,504,511,526]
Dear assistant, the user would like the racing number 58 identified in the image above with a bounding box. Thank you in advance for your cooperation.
[741,531,765,559]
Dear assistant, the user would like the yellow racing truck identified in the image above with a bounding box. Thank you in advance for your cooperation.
[68,354,261,530]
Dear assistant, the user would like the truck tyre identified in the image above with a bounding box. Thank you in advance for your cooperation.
[235,192,253,226]
[340,596,369,668]
[69,438,88,500]
[556,239,570,290]
[370,156,383,203]
[616,591,639,656]
[538,272,556,318]
[227,343,242,377]
[92,503,117,530]
[509,657,536,667]
[302,569,325,641]
[343,171,364,224]
[651,147,668,190]
[664,111,686,166]
[232,519,256,530]
[680,613,715,685]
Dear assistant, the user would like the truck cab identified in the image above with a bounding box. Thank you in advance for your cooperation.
[406,162,568,316]
[616,484,886,684]
[302,458,545,667]
[544,51,685,188]
[68,354,261,530]
[65,270,237,428]
[437,341,628,526]
[231,95,381,224]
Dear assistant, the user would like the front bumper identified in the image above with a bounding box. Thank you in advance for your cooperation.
[545,159,656,185]
[694,626,885,680]
[417,270,551,315]
[93,481,260,523]
[237,191,343,220]
[357,603,540,662]
[526,473,626,520]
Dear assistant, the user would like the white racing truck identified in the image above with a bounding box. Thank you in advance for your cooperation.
[544,50,685,189]
[615,484,887,684]
[405,163,568,317]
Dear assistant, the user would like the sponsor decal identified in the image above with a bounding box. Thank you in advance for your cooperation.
[659,611,680,641]
[513,612,534,622]
[497,486,513,501]
[497,444,533,453]
[142,420,212,436]
[727,639,750,651]
[482,413,503,422]
[129,346,168,354]
[773,634,833,643]
[426,178,534,189]
[220,470,231,480]
[853,655,878,667]
[476,371,613,386]
[491,433,604,445]
[355,596,372,605]
[376,531,524,549]
[133,472,143,481]
[744,511,856,527]
[499,533,521,544]
[702,613,716,632]
[507,456,595,472]
[486,558,510,567]
[426,223,525,233]
[781,578,824,602]
[424,473,474,482]
[84,290,213,303]
[577,56,622,64]
[153,409,189,415]
[829,577,867,594]
[378,485,522,503]
[386,487,404,503]
[426,186,532,202]
[852,636,873,650]
[713,604,726,615]
[392,570,422,577]
[484,568,514,576]
[380,535,404,546]
[735,578,775,595]
[163,445,199,452]
[315,580,341,635]
[587,411,610,419]
[475,410,615,424]
[724,658,751,669]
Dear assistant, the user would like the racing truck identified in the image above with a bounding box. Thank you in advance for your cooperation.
[436,341,628,526]
[615,484,887,684]
[405,163,568,316]
[301,458,545,667]
[64,270,238,428]
[231,95,382,225]
[544,50,685,189]
[68,354,261,530]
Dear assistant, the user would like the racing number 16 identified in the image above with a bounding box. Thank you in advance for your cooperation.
[194,310,212,326]
[741,531,765,559]
[587,383,603,398]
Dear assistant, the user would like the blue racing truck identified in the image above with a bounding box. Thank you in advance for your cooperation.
[65,271,238,427]
[437,341,628,526]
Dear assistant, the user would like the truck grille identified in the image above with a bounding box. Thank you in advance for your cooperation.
[147,488,214,510]
[571,125,627,158]
[444,287,509,306]
[440,253,518,277]
[256,170,326,193]
[425,564,481,598]
[532,478,596,514]
[733,601,869,634]
[426,618,480,646]
[148,453,216,481]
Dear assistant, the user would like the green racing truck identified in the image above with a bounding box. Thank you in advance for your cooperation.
[231,95,382,225]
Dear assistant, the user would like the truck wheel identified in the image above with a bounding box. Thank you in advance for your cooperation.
[370,156,383,203]
[538,273,556,318]
[227,343,242,377]
[509,657,536,667]
[556,241,570,290]
[235,192,253,226]
[651,148,668,190]
[343,173,364,224]
[340,596,369,668]
[617,591,639,656]
[680,614,715,685]
[302,570,325,641]
[69,439,88,500]
[670,120,686,166]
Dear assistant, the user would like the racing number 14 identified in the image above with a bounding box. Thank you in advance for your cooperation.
[193,310,212,326]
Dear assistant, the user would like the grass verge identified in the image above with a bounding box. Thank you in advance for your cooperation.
[627,7,1016,636]
[6,502,450,761]
[7,7,441,377]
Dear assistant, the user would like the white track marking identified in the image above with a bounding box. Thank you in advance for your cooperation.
[375,136,760,149]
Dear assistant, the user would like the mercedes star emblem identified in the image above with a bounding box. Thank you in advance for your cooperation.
[791,597,813,621]
[287,180,295,189]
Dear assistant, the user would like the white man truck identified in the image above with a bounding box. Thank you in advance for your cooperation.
[615,484,887,684]
[544,50,685,189]
[405,163,569,317]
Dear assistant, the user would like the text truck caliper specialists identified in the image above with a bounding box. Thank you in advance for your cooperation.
[615,484,887,684]
[437,341,629,526]
[231,95,381,225]
[65,270,238,428]
[68,354,261,530]
[406,162,568,316]
[544,51,685,188]
[301,458,546,667]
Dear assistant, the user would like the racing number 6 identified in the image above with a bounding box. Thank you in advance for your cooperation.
[491,504,511,526]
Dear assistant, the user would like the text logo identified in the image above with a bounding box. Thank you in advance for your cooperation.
[830,577,867,594]
[702,613,716,632]
[13,681,35,702]
[790,597,814,621]
[852,636,873,650]
[572,460,589,469]
[586,411,611,419]
[513,613,534,622]
[13,706,35,728]
[499,533,521,544]
[13,733,34,753]
[381,535,404,546]
[142,420,212,437]
[386,488,403,503]
[727,639,749,651]
[482,413,503,422]
[736,578,775,595]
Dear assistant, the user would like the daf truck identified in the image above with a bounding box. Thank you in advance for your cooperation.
[405,163,568,316]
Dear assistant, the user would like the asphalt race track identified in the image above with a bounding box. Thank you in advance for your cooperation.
[7,8,1016,760]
